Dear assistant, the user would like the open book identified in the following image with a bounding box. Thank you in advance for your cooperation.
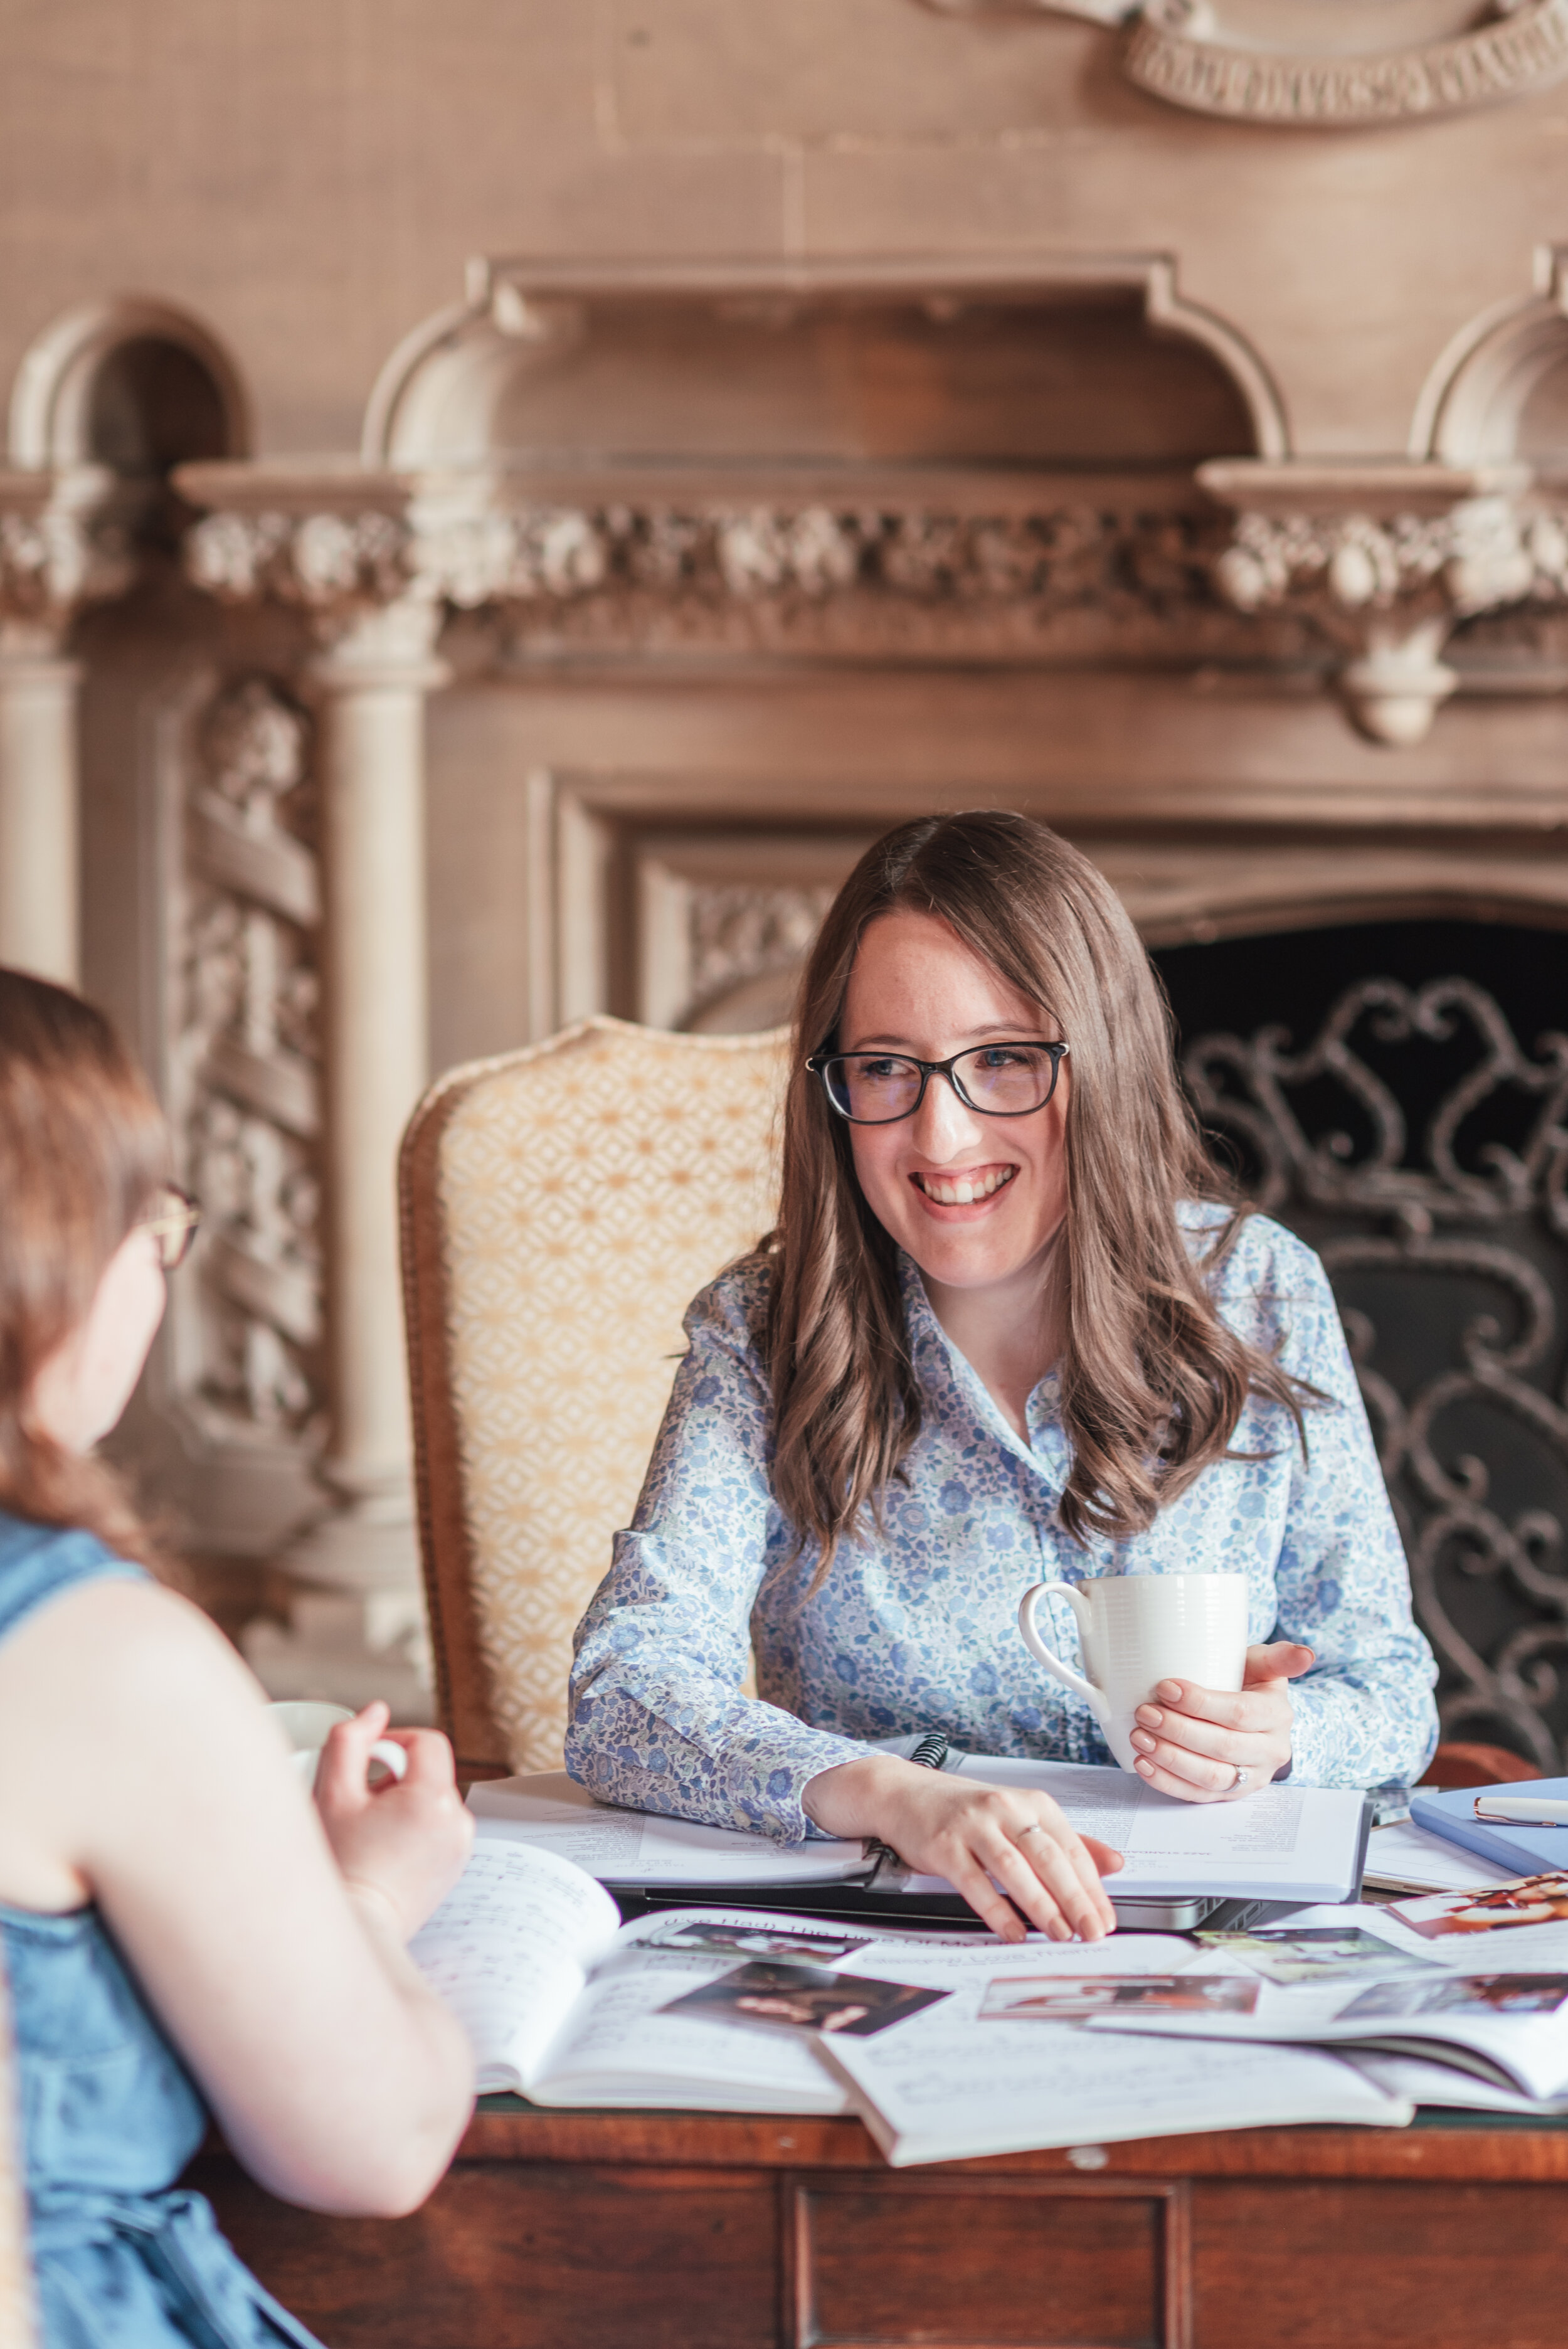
[800,1924,1412,2166]
[410,1841,1412,2160]
[1343,2050,1568,2119]
[1069,1900,1568,2102]
[408,1840,854,2113]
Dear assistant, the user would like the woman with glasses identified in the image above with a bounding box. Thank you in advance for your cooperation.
[568,813,1438,1942]
[0,970,474,2347]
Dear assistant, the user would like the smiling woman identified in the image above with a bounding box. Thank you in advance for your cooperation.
[566,814,1440,1942]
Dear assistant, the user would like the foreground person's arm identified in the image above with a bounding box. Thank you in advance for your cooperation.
[0,1578,475,2217]
[802,1753,1122,1944]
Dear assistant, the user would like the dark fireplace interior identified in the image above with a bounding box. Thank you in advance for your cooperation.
[1155,918,1568,1771]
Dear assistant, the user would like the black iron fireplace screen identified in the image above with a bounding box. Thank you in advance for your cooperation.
[1156,919,1568,1774]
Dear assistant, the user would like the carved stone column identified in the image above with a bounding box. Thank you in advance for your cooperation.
[0,468,130,982]
[180,475,452,1709]
[291,597,448,1603]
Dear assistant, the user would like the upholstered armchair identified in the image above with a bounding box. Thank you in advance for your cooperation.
[401,1016,788,1778]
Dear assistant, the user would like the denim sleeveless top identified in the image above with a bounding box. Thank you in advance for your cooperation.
[0,1513,322,2348]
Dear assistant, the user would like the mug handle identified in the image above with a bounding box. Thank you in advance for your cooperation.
[1017,1583,1102,1710]
[368,1739,408,1785]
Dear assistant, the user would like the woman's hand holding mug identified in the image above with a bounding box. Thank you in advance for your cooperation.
[1015,1573,1311,1802]
[1127,1640,1313,1802]
[803,1753,1123,1944]
[308,1701,474,1939]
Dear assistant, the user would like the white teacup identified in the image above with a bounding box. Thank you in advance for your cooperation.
[267,1700,409,1794]
[1017,1573,1249,1774]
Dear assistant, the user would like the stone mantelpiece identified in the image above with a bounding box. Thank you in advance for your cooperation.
[178,449,1568,753]
[8,246,1550,1714]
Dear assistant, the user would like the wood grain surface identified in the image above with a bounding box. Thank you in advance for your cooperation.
[188,2104,1568,2349]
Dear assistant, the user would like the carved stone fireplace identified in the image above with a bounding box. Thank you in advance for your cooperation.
[6,245,1568,1740]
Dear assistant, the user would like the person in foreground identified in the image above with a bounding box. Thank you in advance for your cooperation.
[568,812,1439,1944]
[0,970,475,2348]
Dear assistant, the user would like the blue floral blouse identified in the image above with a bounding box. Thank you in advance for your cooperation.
[567,1209,1439,1841]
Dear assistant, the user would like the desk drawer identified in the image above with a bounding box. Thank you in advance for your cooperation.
[199,2158,778,2349]
[788,2173,1186,2349]
[1194,2180,1568,2349]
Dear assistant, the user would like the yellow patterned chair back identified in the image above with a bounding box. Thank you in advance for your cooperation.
[401,1017,788,1776]
[0,1941,36,2348]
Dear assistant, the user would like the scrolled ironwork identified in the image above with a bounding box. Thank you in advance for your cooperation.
[1185,973,1568,1768]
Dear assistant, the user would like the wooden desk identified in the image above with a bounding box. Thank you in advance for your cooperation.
[191,2099,1568,2349]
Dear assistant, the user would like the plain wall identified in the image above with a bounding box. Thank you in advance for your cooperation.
[2,1,1567,459]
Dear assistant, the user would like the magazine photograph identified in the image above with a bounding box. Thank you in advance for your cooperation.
[660,1961,949,2040]
[1338,1975,1568,2023]
[645,1921,872,1962]
[1194,1928,1439,1985]
[979,1975,1260,2023]
[1389,1873,1568,1941]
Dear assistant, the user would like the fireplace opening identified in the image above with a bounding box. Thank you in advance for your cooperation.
[1155,916,1568,1770]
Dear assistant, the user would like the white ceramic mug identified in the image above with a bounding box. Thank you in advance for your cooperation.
[1017,1573,1249,1774]
[267,1700,409,1794]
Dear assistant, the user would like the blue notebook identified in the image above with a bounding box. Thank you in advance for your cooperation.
[1409,1777,1568,1876]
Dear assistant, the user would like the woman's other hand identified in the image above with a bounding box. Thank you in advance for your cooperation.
[314,1702,474,1939]
[1128,1641,1313,1802]
[803,1754,1122,1944]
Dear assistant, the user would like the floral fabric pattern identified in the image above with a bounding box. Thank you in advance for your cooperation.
[567,1210,1439,1841]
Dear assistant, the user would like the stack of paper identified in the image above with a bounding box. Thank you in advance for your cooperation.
[469,1760,1370,1909]
[1364,1817,1522,1896]
[468,1772,872,1888]
[945,1756,1369,1905]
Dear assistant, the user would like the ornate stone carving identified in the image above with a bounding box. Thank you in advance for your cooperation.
[184,507,408,639]
[685,883,837,1029]
[1126,1,1568,127]
[1212,498,1534,743]
[177,678,325,1436]
[1185,976,1568,1767]
[1200,462,1560,745]
[184,467,1568,734]
[191,496,1249,665]
[919,1,1568,127]
[0,467,133,649]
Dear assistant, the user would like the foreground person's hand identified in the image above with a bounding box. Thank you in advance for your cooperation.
[803,1754,1122,1944]
[1128,1640,1313,1802]
[314,1702,474,1937]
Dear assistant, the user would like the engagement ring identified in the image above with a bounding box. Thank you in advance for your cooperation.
[1015,1823,1047,1843]
[1232,1765,1249,1789]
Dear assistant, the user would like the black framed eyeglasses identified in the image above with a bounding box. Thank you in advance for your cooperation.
[807,1041,1069,1126]
[139,1184,201,1272]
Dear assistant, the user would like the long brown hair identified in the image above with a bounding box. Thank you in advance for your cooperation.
[757,811,1313,1572]
[0,968,172,1571]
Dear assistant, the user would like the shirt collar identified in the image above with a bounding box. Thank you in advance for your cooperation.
[896,1249,1067,1474]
